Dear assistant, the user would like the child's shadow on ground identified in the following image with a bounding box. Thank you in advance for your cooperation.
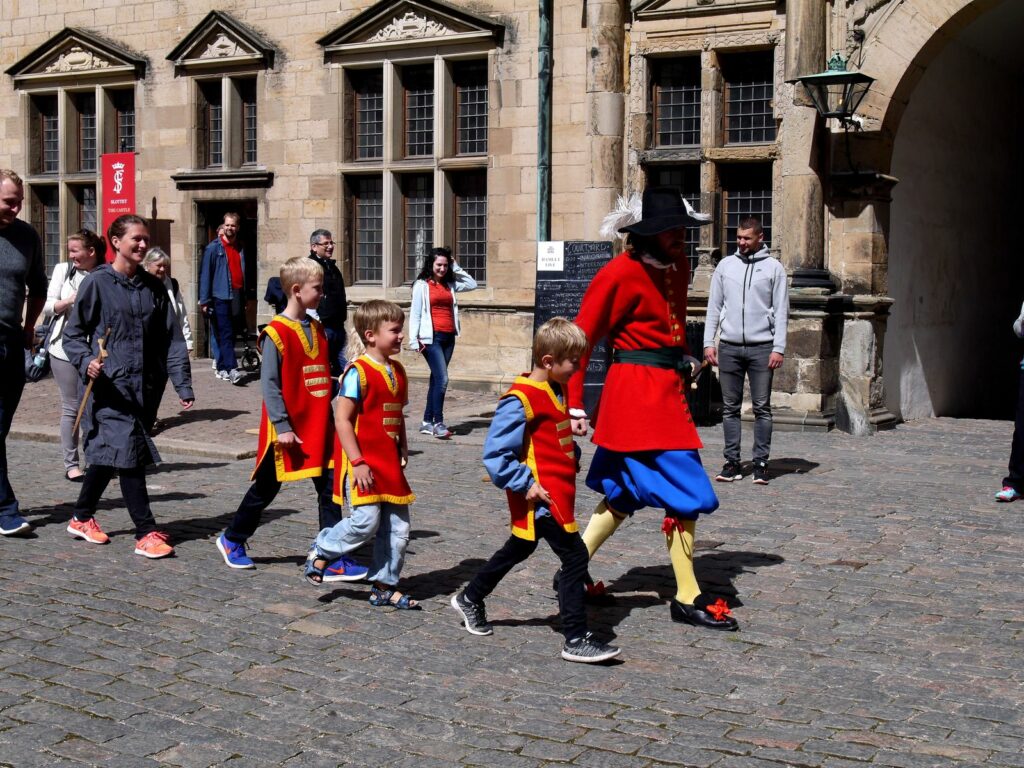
[318,556,489,604]
[26,491,208,534]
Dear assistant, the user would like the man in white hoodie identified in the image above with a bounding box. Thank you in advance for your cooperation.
[703,218,788,485]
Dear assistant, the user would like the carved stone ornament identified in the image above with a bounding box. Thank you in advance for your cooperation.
[369,11,456,41]
[202,33,243,59]
[44,46,111,73]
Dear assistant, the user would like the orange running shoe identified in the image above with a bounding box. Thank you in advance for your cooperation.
[134,531,174,559]
[66,517,110,545]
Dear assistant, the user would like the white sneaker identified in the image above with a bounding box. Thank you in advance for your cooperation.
[215,369,229,380]
[228,369,243,385]
[419,421,433,435]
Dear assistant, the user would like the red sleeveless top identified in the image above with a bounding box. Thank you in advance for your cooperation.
[333,356,415,506]
[254,316,333,481]
[501,376,578,541]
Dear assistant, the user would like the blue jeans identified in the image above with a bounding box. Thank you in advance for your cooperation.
[0,331,26,524]
[422,331,455,424]
[323,324,348,380]
[315,499,410,587]
[718,341,774,463]
[211,296,243,371]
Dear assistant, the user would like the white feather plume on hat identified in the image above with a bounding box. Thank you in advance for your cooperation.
[599,193,643,239]
[600,191,711,240]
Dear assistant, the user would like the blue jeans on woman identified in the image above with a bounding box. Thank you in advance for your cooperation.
[422,330,456,425]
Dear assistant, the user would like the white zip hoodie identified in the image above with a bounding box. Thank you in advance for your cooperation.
[703,246,789,354]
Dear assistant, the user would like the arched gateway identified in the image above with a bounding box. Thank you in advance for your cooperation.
[828,0,1023,424]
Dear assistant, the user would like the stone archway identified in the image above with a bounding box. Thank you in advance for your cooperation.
[832,0,1022,421]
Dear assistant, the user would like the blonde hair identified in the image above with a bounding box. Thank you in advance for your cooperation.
[280,256,323,293]
[347,300,404,358]
[0,169,23,187]
[533,317,588,366]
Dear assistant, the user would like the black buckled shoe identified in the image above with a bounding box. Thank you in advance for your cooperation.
[670,596,739,631]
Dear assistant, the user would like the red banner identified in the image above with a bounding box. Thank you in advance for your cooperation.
[101,152,135,262]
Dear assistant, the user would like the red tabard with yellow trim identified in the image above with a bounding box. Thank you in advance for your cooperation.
[253,316,334,482]
[502,376,578,541]
[333,356,415,506]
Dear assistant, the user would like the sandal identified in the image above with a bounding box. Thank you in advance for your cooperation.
[304,551,329,586]
[65,468,85,483]
[368,585,421,611]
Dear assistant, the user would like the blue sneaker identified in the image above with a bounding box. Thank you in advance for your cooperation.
[322,556,369,583]
[0,515,31,536]
[216,533,255,569]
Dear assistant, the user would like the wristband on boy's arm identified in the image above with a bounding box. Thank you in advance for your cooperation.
[350,456,367,467]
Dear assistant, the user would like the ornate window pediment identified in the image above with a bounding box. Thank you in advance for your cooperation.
[5,28,146,87]
[318,0,504,58]
[633,0,777,19]
[166,10,275,73]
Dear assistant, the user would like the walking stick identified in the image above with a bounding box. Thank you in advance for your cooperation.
[73,327,111,435]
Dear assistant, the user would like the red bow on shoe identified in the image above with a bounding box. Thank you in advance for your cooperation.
[705,599,732,621]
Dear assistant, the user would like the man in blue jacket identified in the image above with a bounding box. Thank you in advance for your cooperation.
[199,213,247,384]
[703,218,789,485]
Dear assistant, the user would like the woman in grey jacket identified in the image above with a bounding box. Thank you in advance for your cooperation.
[408,247,477,438]
[62,215,195,558]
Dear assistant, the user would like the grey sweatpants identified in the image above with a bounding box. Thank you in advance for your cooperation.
[718,341,774,463]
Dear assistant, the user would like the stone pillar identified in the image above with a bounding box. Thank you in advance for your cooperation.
[582,0,626,239]
[838,297,897,434]
[783,0,830,289]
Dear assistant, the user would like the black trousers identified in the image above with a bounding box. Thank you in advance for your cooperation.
[225,454,342,543]
[73,465,156,538]
[1004,370,1024,491]
[464,514,589,641]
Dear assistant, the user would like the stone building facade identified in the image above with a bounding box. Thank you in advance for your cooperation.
[1,0,1019,431]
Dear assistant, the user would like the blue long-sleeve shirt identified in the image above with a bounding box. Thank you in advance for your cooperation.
[482,386,581,518]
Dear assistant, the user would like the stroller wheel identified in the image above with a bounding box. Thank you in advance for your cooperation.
[240,348,260,372]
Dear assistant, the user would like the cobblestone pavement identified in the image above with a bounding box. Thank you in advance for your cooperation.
[1,364,1022,767]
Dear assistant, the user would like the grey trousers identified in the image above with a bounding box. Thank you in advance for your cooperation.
[51,356,83,472]
[718,341,774,463]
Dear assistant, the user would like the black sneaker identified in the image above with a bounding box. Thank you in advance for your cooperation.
[450,591,493,636]
[561,632,621,663]
[752,461,769,485]
[715,461,742,482]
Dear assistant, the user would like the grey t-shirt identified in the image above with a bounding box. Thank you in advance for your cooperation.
[0,219,46,333]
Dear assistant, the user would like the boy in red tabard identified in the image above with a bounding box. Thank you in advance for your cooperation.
[304,300,421,610]
[451,318,621,663]
[214,257,366,582]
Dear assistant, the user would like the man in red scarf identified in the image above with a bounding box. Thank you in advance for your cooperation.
[199,212,247,384]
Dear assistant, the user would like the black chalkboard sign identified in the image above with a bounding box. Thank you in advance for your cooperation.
[534,240,614,421]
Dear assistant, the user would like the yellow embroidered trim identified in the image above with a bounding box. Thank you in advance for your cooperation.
[358,354,400,397]
[509,375,566,414]
[271,315,321,358]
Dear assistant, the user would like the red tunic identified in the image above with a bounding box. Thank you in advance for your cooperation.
[502,377,579,541]
[333,356,415,507]
[253,316,333,481]
[568,251,702,452]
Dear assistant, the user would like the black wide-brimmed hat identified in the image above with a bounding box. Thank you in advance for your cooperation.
[614,186,712,236]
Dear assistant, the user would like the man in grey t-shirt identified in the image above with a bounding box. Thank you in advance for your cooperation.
[0,170,47,535]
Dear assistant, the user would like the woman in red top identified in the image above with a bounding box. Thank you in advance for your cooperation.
[408,247,477,439]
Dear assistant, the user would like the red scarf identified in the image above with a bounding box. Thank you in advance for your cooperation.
[222,236,243,290]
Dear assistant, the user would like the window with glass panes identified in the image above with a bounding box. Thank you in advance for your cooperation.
[648,165,701,273]
[198,81,223,167]
[29,187,61,276]
[403,65,434,157]
[72,186,98,233]
[352,69,384,160]
[74,93,97,172]
[352,176,384,283]
[653,58,701,147]
[403,174,434,282]
[452,171,487,280]
[720,164,772,249]
[454,61,487,155]
[112,90,135,153]
[341,58,488,287]
[241,79,257,164]
[35,96,59,174]
[721,51,775,144]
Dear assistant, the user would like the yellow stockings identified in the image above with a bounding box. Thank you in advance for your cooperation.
[666,517,700,604]
[581,499,625,557]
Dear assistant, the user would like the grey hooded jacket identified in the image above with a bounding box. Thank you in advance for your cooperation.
[703,245,789,354]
